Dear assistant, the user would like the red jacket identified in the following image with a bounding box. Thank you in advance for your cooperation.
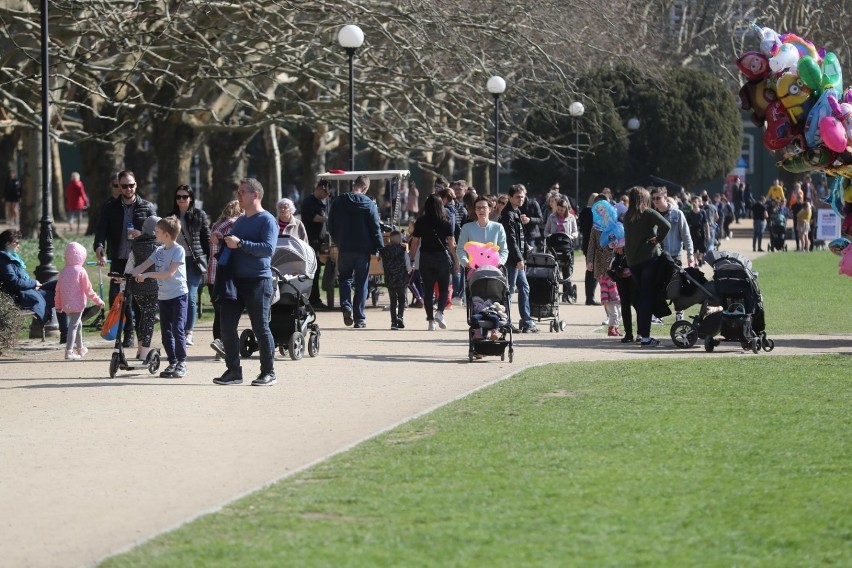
[65,179,89,211]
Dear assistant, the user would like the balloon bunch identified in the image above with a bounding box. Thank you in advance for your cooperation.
[736,23,852,178]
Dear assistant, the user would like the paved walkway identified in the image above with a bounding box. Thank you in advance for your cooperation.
[1,233,848,567]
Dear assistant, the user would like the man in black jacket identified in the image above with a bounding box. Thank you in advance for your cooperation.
[499,184,538,333]
[93,170,155,346]
[519,190,544,252]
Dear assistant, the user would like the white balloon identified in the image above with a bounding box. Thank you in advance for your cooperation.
[769,44,800,74]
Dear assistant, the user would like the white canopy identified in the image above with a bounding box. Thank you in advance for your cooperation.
[317,170,410,182]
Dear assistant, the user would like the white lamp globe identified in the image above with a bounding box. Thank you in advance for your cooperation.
[569,101,585,117]
[486,76,507,95]
[627,117,641,131]
[338,24,364,49]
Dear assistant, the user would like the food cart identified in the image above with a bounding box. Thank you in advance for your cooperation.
[317,170,410,308]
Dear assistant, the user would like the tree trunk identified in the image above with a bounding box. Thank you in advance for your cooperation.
[51,138,65,222]
[125,137,157,204]
[207,130,255,217]
[266,124,283,204]
[21,128,41,238]
[152,115,200,214]
[299,123,327,200]
[0,132,20,222]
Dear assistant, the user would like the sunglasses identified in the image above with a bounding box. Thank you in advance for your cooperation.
[176,194,191,200]
[120,183,136,189]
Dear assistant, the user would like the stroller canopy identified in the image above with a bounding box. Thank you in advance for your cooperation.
[705,250,754,273]
[468,265,508,301]
[272,235,317,279]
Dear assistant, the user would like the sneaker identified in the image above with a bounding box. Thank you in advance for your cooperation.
[640,338,661,347]
[428,320,436,331]
[391,321,399,330]
[251,372,277,386]
[489,331,500,341]
[585,300,601,306]
[607,326,620,337]
[434,311,447,329]
[160,363,178,378]
[213,370,243,385]
[185,332,194,346]
[310,301,329,311]
[65,349,81,361]
[342,306,354,327]
[172,362,187,378]
[122,335,135,348]
[396,318,405,329]
[210,339,226,358]
[675,312,684,321]
[651,317,664,325]
[521,323,540,333]
[621,335,634,343]
[76,346,89,358]
[354,321,366,329]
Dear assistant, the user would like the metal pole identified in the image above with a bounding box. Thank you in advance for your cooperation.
[35,0,56,283]
[574,123,580,212]
[347,47,356,173]
[494,94,500,195]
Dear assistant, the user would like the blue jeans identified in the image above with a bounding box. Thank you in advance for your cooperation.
[337,251,371,323]
[220,277,275,376]
[159,294,187,365]
[629,256,660,340]
[184,262,203,332]
[506,264,532,327]
[753,220,766,251]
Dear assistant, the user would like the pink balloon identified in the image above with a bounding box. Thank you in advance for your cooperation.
[819,116,848,152]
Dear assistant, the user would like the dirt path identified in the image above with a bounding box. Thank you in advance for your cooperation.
[1,235,848,568]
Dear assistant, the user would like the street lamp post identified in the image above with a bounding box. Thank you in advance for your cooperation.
[626,117,640,186]
[486,76,506,195]
[569,101,585,211]
[35,0,56,284]
[338,24,364,173]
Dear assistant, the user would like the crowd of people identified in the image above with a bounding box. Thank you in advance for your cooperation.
[0,167,823,377]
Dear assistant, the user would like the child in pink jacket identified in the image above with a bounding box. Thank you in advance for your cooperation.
[55,242,104,360]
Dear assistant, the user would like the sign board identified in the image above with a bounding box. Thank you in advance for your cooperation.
[816,208,841,240]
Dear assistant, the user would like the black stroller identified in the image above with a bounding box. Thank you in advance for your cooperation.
[240,235,321,360]
[526,252,566,332]
[666,266,717,349]
[768,211,788,252]
[465,266,514,363]
[699,251,773,353]
[545,233,578,303]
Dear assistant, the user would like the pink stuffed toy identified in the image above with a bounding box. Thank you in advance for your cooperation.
[463,241,501,270]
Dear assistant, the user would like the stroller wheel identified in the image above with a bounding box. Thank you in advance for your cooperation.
[288,331,305,361]
[508,349,514,363]
[278,344,287,357]
[670,320,698,349]
[469,350,475,363]
[308,332,320,357]
[751,337,761,354]
[239,329,257,358]
[147,351,161,374]
[559,320,567,332]
[762,338,775,352]
[109,352,120,378]
[704,336,715,353]
[549,320,556,332]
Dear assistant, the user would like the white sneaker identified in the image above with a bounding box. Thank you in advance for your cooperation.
[185,332,194,346]
[76,346,89,358]
[65,350,81,361]
[428,320,436,331]
[434,311,447,329]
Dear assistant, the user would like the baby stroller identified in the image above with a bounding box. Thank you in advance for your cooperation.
[768,212,788,252]
[465,265,514,363]
[240,235,321,360]
[699,251,774,354]
[545,233,578,303]
[526,252,566,332]
[665,266,718,349]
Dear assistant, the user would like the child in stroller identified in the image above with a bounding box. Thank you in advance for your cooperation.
[239,235,321,360]
[466,265,514,362]
[666,251,774,353]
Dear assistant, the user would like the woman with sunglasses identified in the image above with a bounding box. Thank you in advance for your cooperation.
[490,196,508,221]
[168,185,211,346]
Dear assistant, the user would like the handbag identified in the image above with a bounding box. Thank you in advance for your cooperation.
[431,226,454,272]
[181,224,208,274]
[100,292,125,340]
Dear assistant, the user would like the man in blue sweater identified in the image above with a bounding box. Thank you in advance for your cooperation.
[213,178,278,386]
[328,175,383,329]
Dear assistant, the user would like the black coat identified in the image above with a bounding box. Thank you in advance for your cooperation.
[499,206,526,265]
[174,208,211,271]
[519,199,544,242]
[93,196,156,260]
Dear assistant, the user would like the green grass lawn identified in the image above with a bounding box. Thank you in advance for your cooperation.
[102,355,852,567]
